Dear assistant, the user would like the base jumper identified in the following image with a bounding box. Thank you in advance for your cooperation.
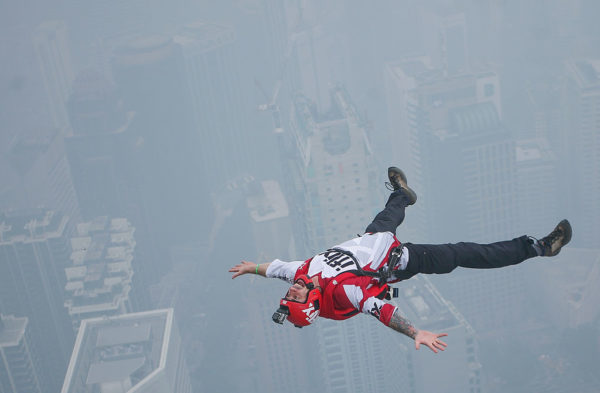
[229,167,573,353]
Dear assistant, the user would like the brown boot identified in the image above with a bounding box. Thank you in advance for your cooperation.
[538,219,573,256]
[387,167,417,205]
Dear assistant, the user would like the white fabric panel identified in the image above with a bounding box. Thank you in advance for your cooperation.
[266,259,304,283]
[342,284,364,310]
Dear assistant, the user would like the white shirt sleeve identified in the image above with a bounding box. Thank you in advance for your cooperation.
[266,259,304,283]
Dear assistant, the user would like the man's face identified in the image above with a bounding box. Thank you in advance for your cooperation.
[285,279,309,302]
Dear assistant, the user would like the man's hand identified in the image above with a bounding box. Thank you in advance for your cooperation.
[414,330,448,353]
[229,261,257,279]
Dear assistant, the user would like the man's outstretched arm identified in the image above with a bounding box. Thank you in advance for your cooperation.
[229,261,270,278]
[229,259,303,282]
[388,308,448,353]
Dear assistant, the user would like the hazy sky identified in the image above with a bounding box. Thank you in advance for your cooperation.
[1,1,599,393]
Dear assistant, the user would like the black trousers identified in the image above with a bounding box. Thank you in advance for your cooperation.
[364,190,538,281]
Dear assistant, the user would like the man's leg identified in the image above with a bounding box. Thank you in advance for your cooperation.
[364,190,409,235]
[389,220,573,281]
[365,167,417,235]
[402,236,538,276]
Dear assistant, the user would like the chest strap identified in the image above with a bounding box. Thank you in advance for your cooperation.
[328,246,403,292]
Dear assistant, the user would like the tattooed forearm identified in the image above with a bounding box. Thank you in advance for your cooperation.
[388,309,417,339]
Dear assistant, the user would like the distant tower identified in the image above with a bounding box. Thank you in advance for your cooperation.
[0,315,43,393]
[0,210,74,393]
[384,57,536,333]
[287,86,390,393]
[287,1,350,112]
[66,69,164,293]
[64,216,136,330]
[562,59,600,248]
[173,21,263,185]
[33,20,75,131]
[111,34,210,244]
[234,179,317,393]
[61,309,192,393]
[419,6,470,75]
[515,138,559,235]
[65,69,134,221]
[384,56,503,243]
[6,128,80,223]
[288,86,380,255]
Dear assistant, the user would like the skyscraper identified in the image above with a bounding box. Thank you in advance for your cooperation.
[384,57,534,334]
[231,179,320,393]
[562,59,600,247]
[33,20,75,131]
[61,309,192,393]
[111,34,210,245]
[288,85,380,255]
[64,216,136,330]
[5,127,80,223]
[0,315,43,393]
[286,86,390,393]
[384,56,504,243]
[66,69,164,295]
[515,138,559,235]
[0,209,74,393]
[174,21,268,184]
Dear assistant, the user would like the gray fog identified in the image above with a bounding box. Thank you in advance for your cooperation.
[0,1,599,392]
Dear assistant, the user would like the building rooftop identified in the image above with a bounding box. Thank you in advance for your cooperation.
[65,217,134,315]
[516,138,555,164]
[112,35,176,67]
[0,314,27,347]
[567,59,600,89]
[61,309,173,393]
[387,57,433,81]
[392,276,473,333]
[0,209,67,244]
[173,21,235,54]
[247,180,289,223]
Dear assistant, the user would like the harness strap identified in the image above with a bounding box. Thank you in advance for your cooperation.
[328,246,403,289]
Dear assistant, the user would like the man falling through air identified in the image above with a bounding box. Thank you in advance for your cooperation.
[229,167,572,353]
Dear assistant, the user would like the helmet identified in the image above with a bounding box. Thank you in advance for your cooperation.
[272,275,322,328]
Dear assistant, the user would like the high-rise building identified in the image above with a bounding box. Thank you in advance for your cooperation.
[562,59,600,247]
[515,138,559,235]
[384,56,503,243]
[288,85,381,255]
[419,6,470,75]
[174,21,269,184]
[0,209,74,393]
[61,309,192,393]
[66,70,145,222]
[33,20,75,131]
[5,128,80,223]
[64,216,136,330]
[66,69,164,297]
[111,34,211,245]
[245,180,294,261]
[0,315,43,393]
[231,179,319,393]
[386,276,480,393]
[315,317,391,393]
[384,57,534,334]
[286,86,391,393]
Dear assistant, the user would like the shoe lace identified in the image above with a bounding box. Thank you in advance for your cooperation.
[545,227,563,243]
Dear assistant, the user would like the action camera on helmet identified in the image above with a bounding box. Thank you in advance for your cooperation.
[272,275,322,328]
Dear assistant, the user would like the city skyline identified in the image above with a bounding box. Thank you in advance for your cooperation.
[1,1,599,392]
